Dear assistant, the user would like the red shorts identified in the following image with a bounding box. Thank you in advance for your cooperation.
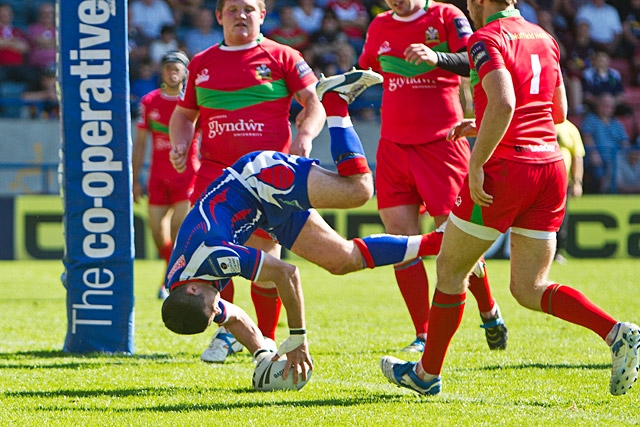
[451,158,567,236]
[375,137,470,216]
[148,172,196,206]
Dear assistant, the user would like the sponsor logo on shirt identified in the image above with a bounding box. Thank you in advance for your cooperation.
[295,60,313,78]
[377,41,391,56]
[454,17,472,37]
[195,69,210,85]
[387,76,438,91]
[207,118,266,138]
[149,109,160,121]
[217,256,241,274]
[470,41,490,70]
[514,144,557,153]
[256,64,272,80]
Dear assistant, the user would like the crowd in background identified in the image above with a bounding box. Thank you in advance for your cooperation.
[0,0,639,193]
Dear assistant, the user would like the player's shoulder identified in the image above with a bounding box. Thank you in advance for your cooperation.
[140,88,162,104]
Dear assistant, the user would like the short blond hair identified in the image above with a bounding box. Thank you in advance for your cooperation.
[216,0,266,13]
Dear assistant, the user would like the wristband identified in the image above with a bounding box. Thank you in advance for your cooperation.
[289,328,307,335]
[277,332,307,356]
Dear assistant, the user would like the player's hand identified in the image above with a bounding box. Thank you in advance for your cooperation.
[132,181,144,203]
[170,145,187,173]
[404,43,438,66]
[290,135,312,157]
[447,119,477,141]
[273,333,313,383]
[469,165,493,207]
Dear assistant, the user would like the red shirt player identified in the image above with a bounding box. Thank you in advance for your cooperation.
[380,3,640,398]
[169,0,325,364]
[359,0,505,354]
[133,50,199,299]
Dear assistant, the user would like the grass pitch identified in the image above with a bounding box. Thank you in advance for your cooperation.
[0,258,638,426]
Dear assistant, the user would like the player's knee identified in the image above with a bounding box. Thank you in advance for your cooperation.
[348,173,374,206]
[323,254,361,276]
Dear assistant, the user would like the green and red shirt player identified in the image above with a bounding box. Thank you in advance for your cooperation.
[177,36,318,202]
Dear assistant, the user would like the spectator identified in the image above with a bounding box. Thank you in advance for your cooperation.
[618,0,640,61]
[517,0,539,23]
[129,0,175,39]
[0,3,32,84]
[581,50,628,114]
[183,8,223,56]
[581,93,630,193]
[261,0,281,36]
[563,19,598,114]
[150,25,181,70]
[130,57,159,114]
[27,2,56,71]
[575,0,623,55]
[166,0,203,28]
[304,9,349,75]
[267,6,310,52]
[292,0,324,34]
[616,148,640,193]
[325,0,369,54]
[21,64,58,119]
[127,4,153,70]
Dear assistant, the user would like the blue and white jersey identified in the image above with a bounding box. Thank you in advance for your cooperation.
[166,151,318,292]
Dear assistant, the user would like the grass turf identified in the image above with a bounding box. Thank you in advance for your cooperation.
[0,258,638,426]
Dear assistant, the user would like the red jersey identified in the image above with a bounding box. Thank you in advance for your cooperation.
[468,9,564,164]
[359,3,472,144]
[179,36,317,174]
[0,25,28,64]
[137,89,199,180]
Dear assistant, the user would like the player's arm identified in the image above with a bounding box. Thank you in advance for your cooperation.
[404,45,470,77]
[169,105,199,173]
[291,84,325,158]
[552,83,568,124]
[469,68,515,207]
[255,254,312,382]
[132,127,148,203]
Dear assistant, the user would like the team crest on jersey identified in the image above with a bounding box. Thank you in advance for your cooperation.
[295,60,313,78]
[424,27,440,43]
[256,64,272,80]
[149,109,160,121]
[454,17,472,37]
[377,41,391,56]
[196,69,210,85]
[470,41,490,70]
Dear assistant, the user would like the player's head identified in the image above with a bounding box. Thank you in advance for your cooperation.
[216,0,266,45]
[162,282,217,335]
[384,0,425,17]
[160,50,189,91]
[467,0,517,29]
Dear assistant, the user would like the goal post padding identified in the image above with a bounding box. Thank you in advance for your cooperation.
[58,0,134,354]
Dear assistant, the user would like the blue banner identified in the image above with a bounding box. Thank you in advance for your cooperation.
[58,0,134,353]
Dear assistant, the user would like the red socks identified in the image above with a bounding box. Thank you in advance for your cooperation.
[395,259,430,336]
[421,290,466,375]
[467,262,495,314]
[418,230,444,257]
[251,283,282,341]
[541,283,617,340]
[322,91,349,117]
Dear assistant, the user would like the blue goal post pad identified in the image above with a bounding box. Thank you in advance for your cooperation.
[58,0,134,354]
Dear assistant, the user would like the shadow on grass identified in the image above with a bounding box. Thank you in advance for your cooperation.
[0,349,192,369]
[2,388,414,411]
[478,361,609,371]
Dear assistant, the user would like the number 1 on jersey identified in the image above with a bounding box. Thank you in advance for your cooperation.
[530,54,541,95]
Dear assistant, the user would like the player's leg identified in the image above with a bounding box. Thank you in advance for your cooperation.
[380,219,495,395]
[148,204,173,299]
[245,233,282,343]
[510,230,640,396]
[379,204,430,353]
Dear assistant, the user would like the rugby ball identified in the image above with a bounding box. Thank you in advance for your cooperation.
[252,353,312,391]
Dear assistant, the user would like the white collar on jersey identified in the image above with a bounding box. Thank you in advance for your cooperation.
[219,40,259,51]
[392,7,427,23]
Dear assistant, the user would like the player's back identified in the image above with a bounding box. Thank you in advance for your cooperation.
[470,11,562,162]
